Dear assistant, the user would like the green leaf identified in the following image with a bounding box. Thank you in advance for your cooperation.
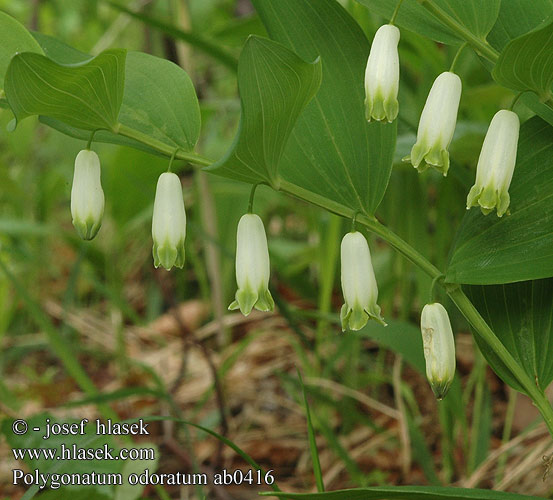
[0,11,42,90]
[119,51,201,151]
[253,0,397,214]
[356,0,500,45]
[488,0,553,50]
[446,117,553,284]
[493,20,553,100]
[358,319,425,374]
[207,36,321,186]
[260,487,544,499]
[5,49,126,131]
[40,51,201,153]
[465,278,553,394]
[31,31,91,64]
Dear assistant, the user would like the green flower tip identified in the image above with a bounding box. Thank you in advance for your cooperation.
[405,141,450,176]
[429,377,453,400]
[153,241,185,271]
[73,217,102,241]
[365,94,398,123]
[340,303,386,332]
[229,287,274,317]
[466,184,510,217]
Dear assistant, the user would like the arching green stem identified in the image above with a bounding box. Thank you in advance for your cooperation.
[106,118,553,441]
[418,0,499,63]
[115,123,212,166]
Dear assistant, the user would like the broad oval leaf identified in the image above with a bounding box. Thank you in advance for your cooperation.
[493,20,553,100]
[465,278,553,394]
[5,49,126,131]
[207,35,322,186]
[253,0,397,214]
[0,11,42,91]
[37,48,201,153]
[31,31,91,64]
[446,117,553,284]
[260,486,544,499]
[356,0,500,45]
[487,0,553,50]
[119,51,201,151]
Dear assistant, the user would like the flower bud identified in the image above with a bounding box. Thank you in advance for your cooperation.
[229,214,274,316]
[364,24,400,123]
[420,303,456,399]
[405,71,462,176]
[152,172,186,270]
[340,231,385,331]
[71,149,105,240]
[466,110,519,217]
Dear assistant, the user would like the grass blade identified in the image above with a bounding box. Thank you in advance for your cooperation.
[297,368,325,492]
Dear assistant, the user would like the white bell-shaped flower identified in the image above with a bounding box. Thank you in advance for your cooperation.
[364,24,400,123]
[71,149,105,241]
[152,172,186,270]
[406,71,462,176]
[340,231,385,331]
[229,213,274,316]
[420,303,456,399]
[466,110,520,217]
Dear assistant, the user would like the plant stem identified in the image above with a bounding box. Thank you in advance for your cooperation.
[510,91,526,111]
[449,42,468,73]
[86,129,100,150]
[106,125,553,441]
[167,147,179,172]
[248,183,260,213]
[116,123,212,166]
[278,180,553,439]
[390,0,405,25]
[447,287,553,438]
[419,0,499,63]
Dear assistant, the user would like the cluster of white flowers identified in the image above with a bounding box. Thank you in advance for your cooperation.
[359,20,537,396]
[365,23,520,217]
[71,155,188,271]
[71,17,528,400]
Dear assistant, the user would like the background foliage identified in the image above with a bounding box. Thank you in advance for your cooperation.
[1,0,553,499]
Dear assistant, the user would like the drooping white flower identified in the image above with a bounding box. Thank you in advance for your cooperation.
[364,24,400,123]
[340,231,385,331]
[71,149,105,240]
[229,213,274,316]
[420,303,456,399]
[466,110,520,217]
[405,71,462,176]
[152,172,186,270]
